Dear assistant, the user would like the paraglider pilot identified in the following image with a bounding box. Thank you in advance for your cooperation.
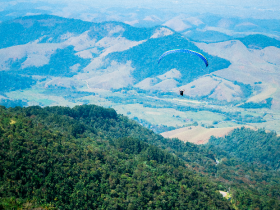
[179,89,185,96]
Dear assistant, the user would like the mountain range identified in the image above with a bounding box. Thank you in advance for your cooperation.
[1,14,280,137]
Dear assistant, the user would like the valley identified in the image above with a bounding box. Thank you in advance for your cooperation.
[1,14,280,140]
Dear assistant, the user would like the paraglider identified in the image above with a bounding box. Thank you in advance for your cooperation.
[179,89,185,96]
[158,49,208,67]
[158,49,208,96]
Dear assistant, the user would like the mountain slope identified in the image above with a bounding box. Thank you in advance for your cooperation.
[0,15,231,86]
[0,105,233,209]
[106,33,230,84]
[195,39,280,110]
[208,127,280,170]
[1,105,280,209]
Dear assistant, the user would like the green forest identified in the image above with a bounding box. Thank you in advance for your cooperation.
[1,105,280,209]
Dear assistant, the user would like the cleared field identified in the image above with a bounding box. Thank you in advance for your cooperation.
[113,104,225,127]
[161,125,256,144]
[6,89,77,107]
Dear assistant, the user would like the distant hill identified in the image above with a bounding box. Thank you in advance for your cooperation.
[107,33,231,84]
[184,30,232,43]
[195,37,280,110]
[0,15,92,49]
[0,71,35,92]
[0,15,230,85]
[237,34,280,49]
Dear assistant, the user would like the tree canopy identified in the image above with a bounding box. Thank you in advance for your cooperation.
[1,105,280,209]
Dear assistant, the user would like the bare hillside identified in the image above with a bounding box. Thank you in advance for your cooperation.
[195,41,280,110]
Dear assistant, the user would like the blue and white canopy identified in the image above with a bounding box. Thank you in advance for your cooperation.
[158,49,209,67]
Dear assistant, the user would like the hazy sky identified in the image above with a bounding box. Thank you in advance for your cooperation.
[1,0,280,19]
[39,0,279,8]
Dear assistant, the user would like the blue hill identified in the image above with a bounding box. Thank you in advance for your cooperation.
[107,33,231,84]
[0,14,231,87]
[237,34,280,49]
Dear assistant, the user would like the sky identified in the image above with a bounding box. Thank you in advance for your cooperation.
[1,0,280,19]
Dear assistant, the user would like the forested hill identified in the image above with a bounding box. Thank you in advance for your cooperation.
[0,105,232,209]
[208,127,280,170]
[1,105,280,209]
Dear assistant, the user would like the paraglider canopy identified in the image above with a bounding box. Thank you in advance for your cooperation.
[158,49,208,67]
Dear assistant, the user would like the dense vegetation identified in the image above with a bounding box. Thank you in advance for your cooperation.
[208,127,280,170]
[1,105,280,209]
[204,128,280,209]
[0,105,233,209]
